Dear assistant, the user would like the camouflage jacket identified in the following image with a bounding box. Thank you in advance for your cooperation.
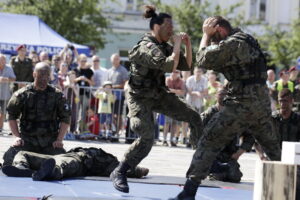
[196,30,268,101]
[128,33,190,98]
[68,147,119,176]
[272,110,300,148]
[201,105,255,162]
[10,56,34,82]
[7,84,71,145]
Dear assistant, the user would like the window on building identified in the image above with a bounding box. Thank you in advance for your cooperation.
[193,0,202,4]
[136,0,144,11]
[119,49,131,70]
[100,58,107,69]
[249,0,266,21]
[250,0,257,19]
[259,0,266,20]
[126,0,134,11]
[119,50,129,58]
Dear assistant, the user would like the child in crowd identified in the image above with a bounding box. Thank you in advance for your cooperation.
[74,108,98,140]
[94,81,115,138]
[86,107,100,136]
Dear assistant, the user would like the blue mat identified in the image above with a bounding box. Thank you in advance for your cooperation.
[0,176,253,200]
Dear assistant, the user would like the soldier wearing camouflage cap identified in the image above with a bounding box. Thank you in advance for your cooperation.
[110,5,203,194]
[170,16,281,200]
[2,62,71,167]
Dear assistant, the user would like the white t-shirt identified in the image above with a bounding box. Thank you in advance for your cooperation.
[92,67,108,87]
[185,75,208,109]
[0,65,16,100]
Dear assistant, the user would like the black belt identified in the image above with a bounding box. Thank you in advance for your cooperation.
[129,76,160,89]
[240,78,265,85]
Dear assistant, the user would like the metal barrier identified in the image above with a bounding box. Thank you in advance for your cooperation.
[0,81,189,145]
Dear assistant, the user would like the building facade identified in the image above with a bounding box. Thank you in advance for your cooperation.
[97,0,300,68]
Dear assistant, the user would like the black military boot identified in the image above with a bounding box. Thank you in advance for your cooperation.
[226,160,243,183]
[32,158,57,181]
[169,178,199,200]
[110,162,131,193]
[2,163,33,177]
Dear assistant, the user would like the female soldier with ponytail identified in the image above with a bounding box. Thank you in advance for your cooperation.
[110,5,203,195]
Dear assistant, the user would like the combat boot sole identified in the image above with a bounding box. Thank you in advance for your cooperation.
[32,158,56,181]
[168,197,195,200]
[110,170,129,193]
[2,165,33,177]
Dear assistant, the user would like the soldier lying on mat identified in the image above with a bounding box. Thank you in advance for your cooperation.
[2,147,149,181]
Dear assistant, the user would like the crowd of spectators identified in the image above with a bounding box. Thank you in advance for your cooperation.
[161,65,300,148]
[1,43,300,147]
[0,44,129,142]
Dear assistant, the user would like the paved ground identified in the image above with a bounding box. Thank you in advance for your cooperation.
[0,131,259,182]
[0,122,259,199]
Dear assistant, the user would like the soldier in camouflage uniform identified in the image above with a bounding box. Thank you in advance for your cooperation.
[270,89,300,199]
[2,147,149,181]
[2,62,71,167]
[256,88,300,158]
[170,16,281,200]
[272,89,300,146]
[201,89,254,183]
[258,88,300,150]
[10,45,34,91]
[110,6,203,193]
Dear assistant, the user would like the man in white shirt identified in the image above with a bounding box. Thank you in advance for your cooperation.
[186,68,208,114]
[0,54,16,132]
[91,55,108,88]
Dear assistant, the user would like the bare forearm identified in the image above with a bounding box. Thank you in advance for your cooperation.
[113,83,125,89]
[255,143,267,160]
[0,77,16,83]
[9,78,16,82]
[59,46,68,58]
[185,43,192,68]
[173,89,185,96]
[201,89,208,96]
[199,34,211,49]
[8,120,20,137]
[57,122,69,141]
[86,78,94,86]
[172,42,181,71]
[74,49,79,60]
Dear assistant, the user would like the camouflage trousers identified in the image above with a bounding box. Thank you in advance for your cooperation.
[13,151,84,179]
[187,90,281,182]
[3,141,66,167]
[11,150,146,179]
[124,90,203,168]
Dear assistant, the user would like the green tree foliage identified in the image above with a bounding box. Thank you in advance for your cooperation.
[1,0,109,49]
[258,19,300,69]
